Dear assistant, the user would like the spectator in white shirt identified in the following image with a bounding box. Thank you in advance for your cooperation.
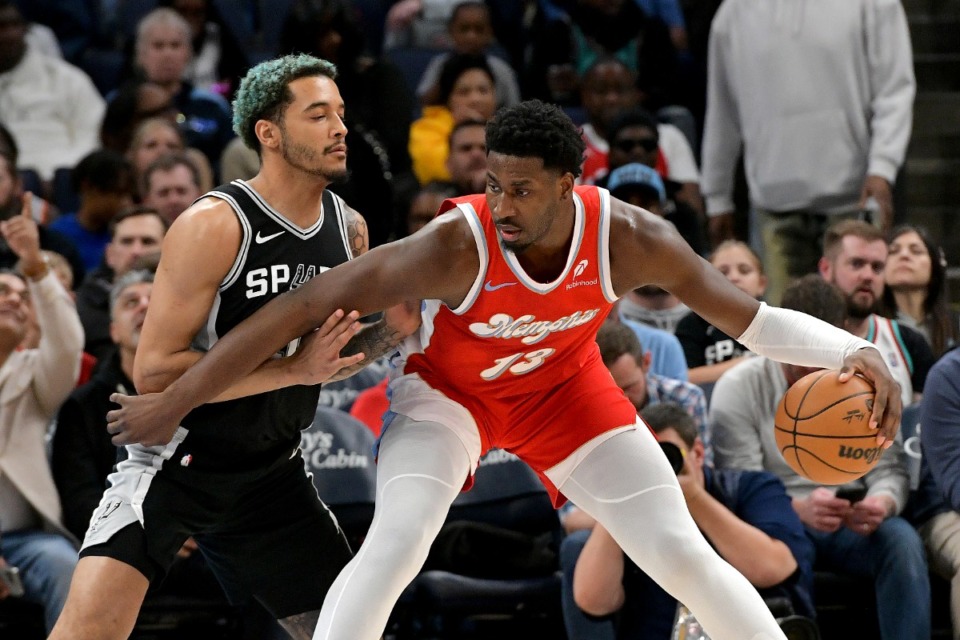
[0,1,105,182]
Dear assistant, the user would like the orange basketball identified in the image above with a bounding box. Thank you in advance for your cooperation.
[774,369,883,485]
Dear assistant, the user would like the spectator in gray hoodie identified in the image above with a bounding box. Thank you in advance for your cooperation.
[700,0,915,305]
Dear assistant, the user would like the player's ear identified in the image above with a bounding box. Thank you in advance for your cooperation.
[255,119,280,151]
[559,172,575,200]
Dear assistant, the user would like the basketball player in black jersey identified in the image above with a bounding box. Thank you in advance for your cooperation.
[50,55,418,640]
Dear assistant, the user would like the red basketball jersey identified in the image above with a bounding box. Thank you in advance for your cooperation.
[398,185,622,408]
[394,186,640,501]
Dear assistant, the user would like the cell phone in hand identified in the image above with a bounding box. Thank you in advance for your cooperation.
[835,486,868,504]
[0,565,25,598]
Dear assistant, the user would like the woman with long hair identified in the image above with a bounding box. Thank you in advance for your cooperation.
[883,224,959,358]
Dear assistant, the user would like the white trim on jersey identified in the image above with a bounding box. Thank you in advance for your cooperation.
[449,203,489,316]
[193,291,222,353]
[501,191,585,294]
[207,190,252,291]
[419,299,442,351]
[234,180,325,239]
[596,187,618,303]
[327,191,354,260]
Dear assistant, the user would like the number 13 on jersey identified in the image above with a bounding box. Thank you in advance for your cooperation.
[480,348,556,380]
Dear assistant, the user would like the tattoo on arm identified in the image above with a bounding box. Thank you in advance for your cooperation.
[344,207,369,259]
[328,318,404,381]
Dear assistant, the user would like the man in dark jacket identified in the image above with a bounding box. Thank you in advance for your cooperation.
[74,207,165,361]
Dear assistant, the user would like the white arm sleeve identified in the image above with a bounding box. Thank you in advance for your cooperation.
[737,302,879,368]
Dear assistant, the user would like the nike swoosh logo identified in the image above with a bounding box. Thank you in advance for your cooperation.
[255,230,285,244]
[484,280,517,292]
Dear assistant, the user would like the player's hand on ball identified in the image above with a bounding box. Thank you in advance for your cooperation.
[107,392,184,447]
[794,488,851,533]
[839,347,902,448]
[289,309,364,385]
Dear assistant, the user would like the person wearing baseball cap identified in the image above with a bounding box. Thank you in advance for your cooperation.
[607,163,667,212]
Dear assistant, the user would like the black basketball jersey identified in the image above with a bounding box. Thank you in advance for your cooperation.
[177,180,354,472]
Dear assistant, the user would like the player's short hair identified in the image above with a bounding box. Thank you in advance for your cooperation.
[110,269,155,315]
[780,274,846,328]
[822,219,885,261]
[641,402,698,448]
[486,100,586,178]
[232,54,338,154]
[596,322,644,368]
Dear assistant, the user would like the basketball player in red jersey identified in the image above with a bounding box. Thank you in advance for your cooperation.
[107,101,902,640]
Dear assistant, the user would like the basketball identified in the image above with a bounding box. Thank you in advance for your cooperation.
[774,369,882,485]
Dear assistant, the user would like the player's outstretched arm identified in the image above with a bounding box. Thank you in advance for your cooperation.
[108,212,478,446]
[606,200,901,446]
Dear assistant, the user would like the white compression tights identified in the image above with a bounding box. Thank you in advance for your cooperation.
[311,420,785,640]
[312,418,471,640]
[554,428,787,640]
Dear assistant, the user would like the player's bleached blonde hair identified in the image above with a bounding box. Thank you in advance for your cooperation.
[232,54,338,155]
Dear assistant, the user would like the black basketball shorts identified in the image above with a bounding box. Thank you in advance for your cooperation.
[80,442,353,619]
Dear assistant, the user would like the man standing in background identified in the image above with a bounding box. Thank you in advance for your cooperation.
[701,0,915,304]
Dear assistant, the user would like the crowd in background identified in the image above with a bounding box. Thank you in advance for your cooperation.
[1,0,959,638]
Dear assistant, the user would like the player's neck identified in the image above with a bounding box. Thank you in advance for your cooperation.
[247,163,329,227]
[514,201,576,283]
